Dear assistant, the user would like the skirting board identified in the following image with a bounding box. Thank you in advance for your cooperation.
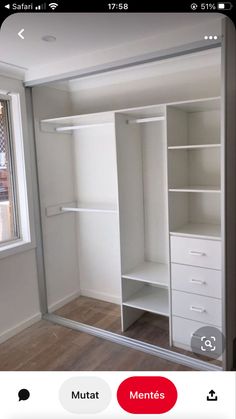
[48,290,81,313]
[0,312,42,344]
[80,288,121,305]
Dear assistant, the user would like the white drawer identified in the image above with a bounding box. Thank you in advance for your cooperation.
[170,236,221,270]
[172,316,222,351]
[171,263,222,299]
[172,290,222,326]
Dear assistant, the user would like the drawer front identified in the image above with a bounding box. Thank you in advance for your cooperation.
[171,263,222,299]
[172,290,222,326]
[170,236,221,270]
[172,316,222,350]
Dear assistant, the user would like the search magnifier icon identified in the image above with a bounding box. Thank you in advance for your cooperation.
[204,339,213,348]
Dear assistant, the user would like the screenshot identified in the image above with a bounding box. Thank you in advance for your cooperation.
[0,1,235,417]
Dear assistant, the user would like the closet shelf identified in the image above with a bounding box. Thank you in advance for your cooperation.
[170,223,221,240]
[61,203,118,214]
[168,144,221,150]
[123,286,169,316]
[122,261,168,287]
[40,111,114,133]
[169,186,221,193]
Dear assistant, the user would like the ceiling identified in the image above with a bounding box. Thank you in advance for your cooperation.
[0,13,223,68]
[0,13,223,83]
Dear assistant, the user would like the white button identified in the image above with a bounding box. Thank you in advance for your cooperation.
[59,377,112,414]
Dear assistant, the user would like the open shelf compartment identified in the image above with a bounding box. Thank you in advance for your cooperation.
[123,285,169,317]
[170,222,221,240]
[166,97,221,147]
[169,192,221,240]
[168,147,221,191]
[122,261,168,287]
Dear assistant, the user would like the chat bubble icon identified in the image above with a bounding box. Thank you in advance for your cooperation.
[18,389,30,401]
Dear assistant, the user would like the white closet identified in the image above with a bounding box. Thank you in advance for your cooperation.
[166,98,222,351]
[40,95,222,352]
[114,109,169,331]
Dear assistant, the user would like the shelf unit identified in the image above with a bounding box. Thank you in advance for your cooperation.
[168,147,221,191]
[167,98,221,241]
[167,98,223,354]
[168,191,221,240]
[170,223,221,240]
[115,108,170,331]
[123,286,169,317]
[122,261,169,287]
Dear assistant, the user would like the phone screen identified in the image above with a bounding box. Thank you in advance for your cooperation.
[0,2,235,418]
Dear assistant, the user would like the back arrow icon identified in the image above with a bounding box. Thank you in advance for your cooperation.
[18,29,24,40]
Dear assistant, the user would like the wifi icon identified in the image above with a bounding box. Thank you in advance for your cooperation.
[49,2,58,10]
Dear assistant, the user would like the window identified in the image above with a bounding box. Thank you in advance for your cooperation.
[0,91,31,254]
[0,97,19,244]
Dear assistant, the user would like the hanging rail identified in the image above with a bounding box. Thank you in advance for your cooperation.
[56,122,113,132]
[52,116,165,131]
[127,116,165,124]
[61,206,117,214]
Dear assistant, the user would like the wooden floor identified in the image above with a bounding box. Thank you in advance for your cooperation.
[55,296,221,366]
[55,296,170,348]
[0,320,192,371]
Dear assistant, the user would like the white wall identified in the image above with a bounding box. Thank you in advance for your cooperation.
[73,123,121,303]
[0,76,41,343]
[0,250,40,343]
[32,86,80,311]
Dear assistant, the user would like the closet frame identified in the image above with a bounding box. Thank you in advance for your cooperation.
[26,18,236,371]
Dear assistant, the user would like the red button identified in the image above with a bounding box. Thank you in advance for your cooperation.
[117,376,177,414]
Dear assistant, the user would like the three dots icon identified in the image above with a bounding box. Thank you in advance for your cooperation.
[204,35,219,40]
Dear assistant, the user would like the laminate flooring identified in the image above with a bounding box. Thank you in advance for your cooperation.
[0,320,192,371]
[55,296,222,367]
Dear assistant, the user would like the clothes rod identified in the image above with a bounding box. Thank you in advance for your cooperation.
[61,207,117,213]
[127,116,165,124]
[56,122,113,132]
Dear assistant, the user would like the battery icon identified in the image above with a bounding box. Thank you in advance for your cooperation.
[217,2,233,9]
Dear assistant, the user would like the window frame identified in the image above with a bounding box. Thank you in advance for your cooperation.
[0,91,33,257]
[0,94,20,244]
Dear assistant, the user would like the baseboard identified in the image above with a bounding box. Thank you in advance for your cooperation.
[80,288,121,305]
[0,312,42,344]
[48,290,81,313]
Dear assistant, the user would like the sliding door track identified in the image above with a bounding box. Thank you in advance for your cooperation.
[44,313,222,371]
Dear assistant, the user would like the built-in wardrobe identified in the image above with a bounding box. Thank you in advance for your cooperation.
[30,19,236,371]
